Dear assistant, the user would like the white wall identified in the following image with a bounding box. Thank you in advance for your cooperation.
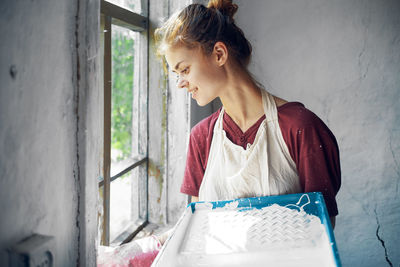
[235,0,400,266]
[0,0,100,266]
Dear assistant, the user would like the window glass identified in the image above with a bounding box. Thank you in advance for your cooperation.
[110,169,139,243]
[109,24,141,244]
[111,24,138,165]
[99,2,148,246]
[107,0,141,14]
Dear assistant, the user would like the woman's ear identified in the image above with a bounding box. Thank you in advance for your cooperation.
[213,41,228,66]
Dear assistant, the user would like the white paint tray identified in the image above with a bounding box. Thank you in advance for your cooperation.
[152,192,341,267]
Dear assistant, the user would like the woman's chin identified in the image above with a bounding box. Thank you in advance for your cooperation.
[195,97,213,107]
[196,101,207,107]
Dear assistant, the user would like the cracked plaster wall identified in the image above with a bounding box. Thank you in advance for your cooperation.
[0,0,100,266]
[235,0,400,266]
[148,0,194,226]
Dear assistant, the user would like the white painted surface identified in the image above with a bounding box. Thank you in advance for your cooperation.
[0,0,100,266]
[155,202,336,267]
[234,0,400,266]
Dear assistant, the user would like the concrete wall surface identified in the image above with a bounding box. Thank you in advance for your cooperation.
[235,0,400,266]
[0,0,100,266]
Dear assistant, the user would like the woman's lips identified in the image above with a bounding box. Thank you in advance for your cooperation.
[188,88,198,98]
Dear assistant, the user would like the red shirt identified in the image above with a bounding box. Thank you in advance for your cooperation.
[181,102,341,217]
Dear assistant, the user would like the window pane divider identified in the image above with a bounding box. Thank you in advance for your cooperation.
[101,0,148,32]
[98,156,147,187]
[102,14,112,246]
[120,219,148,245]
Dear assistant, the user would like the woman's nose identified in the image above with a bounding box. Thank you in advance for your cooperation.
[176,77,188,89]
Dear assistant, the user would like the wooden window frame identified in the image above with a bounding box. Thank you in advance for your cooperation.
[100,0,149,246]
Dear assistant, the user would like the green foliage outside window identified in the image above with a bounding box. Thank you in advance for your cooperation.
[111,28,134,161]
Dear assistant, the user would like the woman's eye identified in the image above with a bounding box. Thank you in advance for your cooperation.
[181,67,189,74]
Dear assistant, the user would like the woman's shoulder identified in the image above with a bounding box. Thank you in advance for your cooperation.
[277,101,325,129]
[277,102,334,138]
[190,109,220,141]
[277,101,339,159]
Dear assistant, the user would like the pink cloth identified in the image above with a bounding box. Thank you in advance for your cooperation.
[128,250,159,267]
[97,236,161,267]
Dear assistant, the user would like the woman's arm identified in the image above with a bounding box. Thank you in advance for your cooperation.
[279,104,341,218]
[191,196,199,202]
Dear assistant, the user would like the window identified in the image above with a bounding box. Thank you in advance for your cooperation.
[99,0,148,246]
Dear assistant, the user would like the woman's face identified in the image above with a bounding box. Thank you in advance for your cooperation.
[165,44,226,106]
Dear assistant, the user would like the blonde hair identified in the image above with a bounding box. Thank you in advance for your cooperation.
[154,0,252,66]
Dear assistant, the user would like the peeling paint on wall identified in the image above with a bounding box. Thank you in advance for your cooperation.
[147,0,197,227]
[148,159,163,203]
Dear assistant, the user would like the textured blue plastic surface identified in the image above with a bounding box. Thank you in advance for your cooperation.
[187,192,341,267]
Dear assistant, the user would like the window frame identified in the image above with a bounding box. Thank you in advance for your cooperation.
[99,0,149,246]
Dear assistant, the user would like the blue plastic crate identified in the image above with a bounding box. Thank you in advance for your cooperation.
[153,192,341,267]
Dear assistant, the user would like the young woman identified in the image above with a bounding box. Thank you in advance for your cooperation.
[155,0,341,227]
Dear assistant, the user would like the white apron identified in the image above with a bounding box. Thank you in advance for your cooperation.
[198,89,301,201]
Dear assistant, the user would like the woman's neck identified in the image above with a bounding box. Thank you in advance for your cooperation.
[219,66,265,133]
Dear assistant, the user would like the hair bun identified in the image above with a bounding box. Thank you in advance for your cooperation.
[207,0,238,20]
